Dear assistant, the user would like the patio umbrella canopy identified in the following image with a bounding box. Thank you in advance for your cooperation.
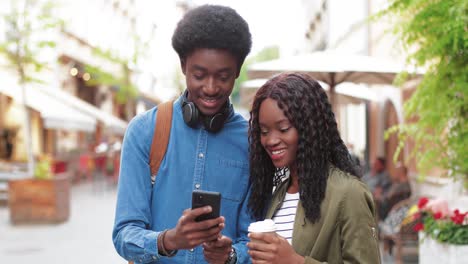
[247,50,423,108]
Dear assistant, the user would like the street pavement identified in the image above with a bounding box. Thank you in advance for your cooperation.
[0,177,412,264]
[0,179,126,263]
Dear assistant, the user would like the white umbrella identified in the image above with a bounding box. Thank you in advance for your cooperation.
[247,50,423,108]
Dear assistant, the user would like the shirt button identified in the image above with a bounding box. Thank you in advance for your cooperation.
[152,256,157,260]
[198,153,204,158]
[189,248,194,252]
[195,183,200,189]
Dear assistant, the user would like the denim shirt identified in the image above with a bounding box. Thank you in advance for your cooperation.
[113,96,253,264]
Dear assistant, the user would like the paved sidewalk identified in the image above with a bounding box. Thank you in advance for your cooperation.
[0,180,126,263]
[0,178,418,263]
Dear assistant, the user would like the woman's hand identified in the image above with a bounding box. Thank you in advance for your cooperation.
[164,206,225,250]
[247,233,304,264]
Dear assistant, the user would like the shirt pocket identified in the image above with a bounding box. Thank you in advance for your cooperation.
[205,155,249,203]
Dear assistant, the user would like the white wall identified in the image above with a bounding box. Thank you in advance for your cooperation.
[327,0,368,53]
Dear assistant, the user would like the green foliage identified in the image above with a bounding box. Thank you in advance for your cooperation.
[84,48,138,104]
[233,46,280,104]
[84,62,138,104]
[0,0,63,84]
[83,28,154,104]
[422,213,468,245]
[84,64,118,87]
[379,0,468,181]
[34,154,52,179]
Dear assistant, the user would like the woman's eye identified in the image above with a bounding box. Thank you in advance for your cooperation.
[260,130,268,135]
[280,127,291,133]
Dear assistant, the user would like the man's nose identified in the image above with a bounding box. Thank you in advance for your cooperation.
[203,77,217,95]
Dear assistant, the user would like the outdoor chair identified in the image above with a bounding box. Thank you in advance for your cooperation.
[380,197,419,264]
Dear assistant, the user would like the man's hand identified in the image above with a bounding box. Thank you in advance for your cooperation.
[163,206,225,251]
[247,233,304,264]
[202,235,232,264]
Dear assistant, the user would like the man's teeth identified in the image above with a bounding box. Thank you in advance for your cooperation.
[272,150,285,155]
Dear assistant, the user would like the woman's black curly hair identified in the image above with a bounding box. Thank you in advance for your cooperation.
[172,5,252,71]
[248,72,362,222]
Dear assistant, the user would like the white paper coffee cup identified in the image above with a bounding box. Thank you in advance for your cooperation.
[248,219,277,244]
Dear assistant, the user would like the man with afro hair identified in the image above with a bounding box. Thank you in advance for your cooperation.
[113,5,253,264]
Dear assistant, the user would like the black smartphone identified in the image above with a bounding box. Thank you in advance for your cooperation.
[191,190,221,222]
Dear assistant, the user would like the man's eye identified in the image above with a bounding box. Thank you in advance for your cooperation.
[193,74,204,80]
[219,75,230,82]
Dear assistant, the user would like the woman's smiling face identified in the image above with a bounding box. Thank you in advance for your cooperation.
[258,98,299,170]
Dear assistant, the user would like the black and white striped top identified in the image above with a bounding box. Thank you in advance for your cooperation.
[272,192,299,244]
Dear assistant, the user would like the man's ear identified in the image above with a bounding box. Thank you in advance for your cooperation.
[235,61,244,78]
[235,69,241,78]
[235,66,242,78]
[180,59,187,75]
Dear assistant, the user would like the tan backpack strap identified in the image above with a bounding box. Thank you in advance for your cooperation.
[128,101,174,264]
[149,100,174,184]
[128,101,173,264]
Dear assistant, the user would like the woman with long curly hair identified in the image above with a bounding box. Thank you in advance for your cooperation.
[247,73,381,263]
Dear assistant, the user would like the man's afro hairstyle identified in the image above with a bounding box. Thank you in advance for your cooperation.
[172,5,252,65]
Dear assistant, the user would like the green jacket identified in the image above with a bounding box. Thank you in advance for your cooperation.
[265,167,381,264]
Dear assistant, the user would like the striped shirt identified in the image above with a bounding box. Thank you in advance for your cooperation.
[272,192,299,244]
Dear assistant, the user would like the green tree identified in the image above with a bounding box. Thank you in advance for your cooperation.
[233,46,279,104]
[84,20,155,120]
[84,48,139,104]
[379,0,467,184]
[0,0,62,174]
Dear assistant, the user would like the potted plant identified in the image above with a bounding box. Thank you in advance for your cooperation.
[405,197,468,264]
[7,155,71,224]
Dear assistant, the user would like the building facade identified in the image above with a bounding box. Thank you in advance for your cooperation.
[0,0,161,173]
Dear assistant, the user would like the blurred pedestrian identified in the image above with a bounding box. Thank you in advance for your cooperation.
[362,157,392,196]
[113,5,253,264]
[375,165,412,219]
[247,73,380,263]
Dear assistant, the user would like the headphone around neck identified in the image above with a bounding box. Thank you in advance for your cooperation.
[181,90,231,133]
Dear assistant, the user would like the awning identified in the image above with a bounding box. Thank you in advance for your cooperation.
[37,86,128,135]
[247,50,424,111]
[248,50,424,84]
[241,79,376,101]
[0,85,96,133]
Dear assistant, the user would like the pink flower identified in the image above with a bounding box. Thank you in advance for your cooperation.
[426,198,450,217]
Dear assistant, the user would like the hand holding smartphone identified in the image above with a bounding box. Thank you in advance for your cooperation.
[191,190,221,222]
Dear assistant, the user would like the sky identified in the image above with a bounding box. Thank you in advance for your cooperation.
[142,0,306,100]
[191,0,305,54]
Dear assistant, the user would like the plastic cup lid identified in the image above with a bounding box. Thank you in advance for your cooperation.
[248,219,277,233]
